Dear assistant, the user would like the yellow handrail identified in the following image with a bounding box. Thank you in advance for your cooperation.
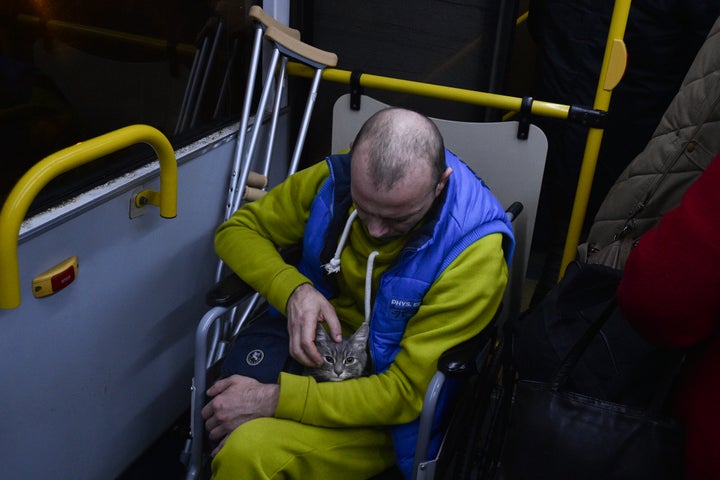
[0,124,177,310]
[288,0,630,282]
[285,62,572,120]
[559,0,631,278]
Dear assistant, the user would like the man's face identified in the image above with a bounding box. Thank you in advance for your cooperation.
[350,155,449,242]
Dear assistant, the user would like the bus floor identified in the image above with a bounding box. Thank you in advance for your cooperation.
[116,410,190,480]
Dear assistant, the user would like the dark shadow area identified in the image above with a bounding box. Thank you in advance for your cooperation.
[116,410,190,480]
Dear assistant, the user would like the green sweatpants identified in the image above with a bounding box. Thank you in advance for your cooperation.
[212,417,397,479]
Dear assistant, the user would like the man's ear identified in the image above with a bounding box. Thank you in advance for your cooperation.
[435,167,453,197]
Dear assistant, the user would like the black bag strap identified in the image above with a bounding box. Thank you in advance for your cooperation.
[550,296,684,415]
[550,298,617,388]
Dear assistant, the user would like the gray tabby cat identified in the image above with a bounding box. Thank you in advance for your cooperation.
[305,322,370,382]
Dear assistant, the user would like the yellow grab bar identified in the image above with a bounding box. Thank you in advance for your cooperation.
[0,124,177,310]
[559,0,631,278]
[286,62,572,120]
[287,1,628,282]
[517,11,529,26]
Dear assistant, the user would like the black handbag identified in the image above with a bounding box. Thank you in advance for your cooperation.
[501,290,686,480]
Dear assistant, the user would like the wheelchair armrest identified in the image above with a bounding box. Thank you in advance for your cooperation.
[437,320,498,377]
[206,273,255,308]
[206,244,303,308]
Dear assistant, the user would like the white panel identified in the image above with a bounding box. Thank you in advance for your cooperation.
[0,116,291,478]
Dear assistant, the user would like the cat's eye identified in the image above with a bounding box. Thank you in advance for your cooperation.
[324,356,335,364]
[345,357,356,365]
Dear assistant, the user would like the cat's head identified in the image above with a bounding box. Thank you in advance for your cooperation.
[307,322,369,382]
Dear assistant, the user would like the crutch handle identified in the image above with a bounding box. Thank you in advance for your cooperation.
[243,186,267,202]
[246,171,268,189]
[248,5,301,40]
[265,25,338,68]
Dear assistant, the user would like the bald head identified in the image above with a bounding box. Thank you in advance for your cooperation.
[349,108,452,241]
[350,108,445,190]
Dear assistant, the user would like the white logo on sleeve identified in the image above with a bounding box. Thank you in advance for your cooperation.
[246,349,265,366]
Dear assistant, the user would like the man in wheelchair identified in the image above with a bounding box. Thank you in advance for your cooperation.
[202,107,514,479]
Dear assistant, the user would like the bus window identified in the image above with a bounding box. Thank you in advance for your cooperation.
[0,0,256,215]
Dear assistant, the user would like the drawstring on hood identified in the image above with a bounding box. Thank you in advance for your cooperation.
[322,209,358,274]
[321,208,378,324]
[365,251,378,324]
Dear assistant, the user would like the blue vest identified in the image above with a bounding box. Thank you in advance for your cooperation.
[297,150,514,478]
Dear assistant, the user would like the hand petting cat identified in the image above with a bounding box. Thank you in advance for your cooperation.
[286,282,343,367]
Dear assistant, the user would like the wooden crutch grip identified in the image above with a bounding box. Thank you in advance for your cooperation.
[264,26,338,68]
[246,171,268,189]
[243,186,267,202]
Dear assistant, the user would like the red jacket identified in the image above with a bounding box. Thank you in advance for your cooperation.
[617,152,720,479]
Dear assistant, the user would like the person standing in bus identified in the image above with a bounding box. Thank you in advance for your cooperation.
[202,107,514,479]
[617,151,720,479]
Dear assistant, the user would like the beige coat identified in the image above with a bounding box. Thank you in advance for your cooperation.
[579,15,720,267]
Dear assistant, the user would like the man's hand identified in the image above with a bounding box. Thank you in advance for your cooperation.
[201,375,279,455]
[286,283,342,366]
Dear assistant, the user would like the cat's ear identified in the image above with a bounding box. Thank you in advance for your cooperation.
[315,324,329,343]
[350,322,369,347]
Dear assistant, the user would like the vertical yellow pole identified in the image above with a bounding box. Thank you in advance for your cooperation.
[559,0,632,278]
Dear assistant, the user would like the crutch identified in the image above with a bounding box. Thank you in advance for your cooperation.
[175,17,225,134]
[206,7,303,366]
[225,15,338,218]
[183,10,337,479]
[217,20,338,355]
[182,11,301,477]
[220,6,303,227]
[211,8,338,364]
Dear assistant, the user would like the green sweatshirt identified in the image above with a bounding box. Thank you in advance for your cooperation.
[215,160,507,428]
